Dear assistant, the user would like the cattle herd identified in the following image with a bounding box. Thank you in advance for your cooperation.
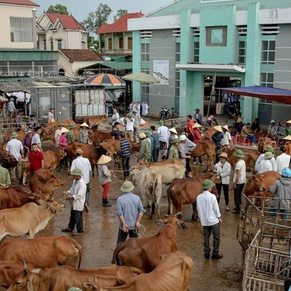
[0,117,282,290]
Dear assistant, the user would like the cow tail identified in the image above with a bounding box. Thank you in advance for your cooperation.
[112,244,123,265]
[167,183,174,215]
[75,243,82,269]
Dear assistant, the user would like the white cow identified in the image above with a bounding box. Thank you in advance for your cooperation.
[0,201,64,241]
[131,168,162,219]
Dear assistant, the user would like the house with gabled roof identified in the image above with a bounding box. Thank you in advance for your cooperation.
[37,12,88,51]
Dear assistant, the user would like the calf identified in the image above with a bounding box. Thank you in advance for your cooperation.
[8,265,142,291]
[0,236,82,269]
[0,186,46,210]
[131,168,162,219]
[29,168,63,198]
[0,261,36,289]
[167,171,220,221]
[112,215,179,273]
[0,201,64,241]
[94,252,193,291]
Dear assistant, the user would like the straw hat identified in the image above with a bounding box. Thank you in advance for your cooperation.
[219,152,228,159]
[76,148,83,155]
[70,168,83,176]
[202,179,215,190]
[139,132,146,139]
[67,288,82,291]
[234,150,244,158]
[286,120,291,124]
[237,117,243,123]
[284,135,291,141]
[179,134,187,141]
[69,123,76,129]
[60,127,69,134]
[11,132,18,138]
[97,155,112,165]
[80,122,89,128]
[192,123,202,129]
[169,127,177,134]
[120,181,134,193]
[132,109,138,113]
[264,152,273,159]
[222,125,229,131]
[214,125,223,133]
[26,129,32,134]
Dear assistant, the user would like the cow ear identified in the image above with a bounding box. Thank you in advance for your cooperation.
[27,276,34,291]
[31,268,41,274]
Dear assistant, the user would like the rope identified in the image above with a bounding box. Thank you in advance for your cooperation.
[137,224,147,238]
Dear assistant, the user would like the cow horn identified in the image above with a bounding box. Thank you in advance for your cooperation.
[22,260,28,273]
[175,212,182,217]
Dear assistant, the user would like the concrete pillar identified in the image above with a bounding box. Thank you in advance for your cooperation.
[132,30,141,102]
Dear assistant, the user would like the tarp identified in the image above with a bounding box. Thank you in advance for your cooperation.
[217,85,291,104]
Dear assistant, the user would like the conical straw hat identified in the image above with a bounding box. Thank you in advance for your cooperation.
[97,154,112,164]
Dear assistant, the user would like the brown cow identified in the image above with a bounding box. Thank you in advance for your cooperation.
[87,116,106,129]
[29,169,63,198]
[190,140,216,170]
[0,236,81,269]
[0,152,18,170]
[94,252,193,291]
[66,142,107,176]
[244,171,281,206]
[0,186,46,210]
[167,171,220,221]
[0,261,37,289]
[89,131,113,146]
[112,215,180,273]
[0,201,64,241]
[258,137,273,153]
[22,148,66,185]
[8,265,142,291]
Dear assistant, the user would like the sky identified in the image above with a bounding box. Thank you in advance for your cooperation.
[35,0,173,22]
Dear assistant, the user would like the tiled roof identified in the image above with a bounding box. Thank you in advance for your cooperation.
[60,49,103,62]
[0,0,39,6]
[46,13,84,30]
[97,12,143,34]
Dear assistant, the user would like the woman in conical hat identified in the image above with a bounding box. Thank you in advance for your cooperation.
[98,155,113,207]
[79,122,90,144]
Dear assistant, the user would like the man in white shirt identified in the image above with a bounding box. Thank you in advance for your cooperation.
[55,123,64,147]
[276,147,290,174]
[6,132,24,182]
[158,120,170,160]
[31,127,42,151]
[197,179,223,260]
[62,168,86,236]
[125,113,134,142]
[71,148,92,211]
[255,145,277,172]
[215,152,231,211]
[221,125,232,147]
[257,152,273,174]
[7,99,16,114]
[233,150,246,214]
[111,108,120,125]
[48,108,55,124]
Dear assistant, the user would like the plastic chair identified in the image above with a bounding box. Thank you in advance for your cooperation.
[241,136,250,146]
[235,134,241,144]
[231,136,235,145]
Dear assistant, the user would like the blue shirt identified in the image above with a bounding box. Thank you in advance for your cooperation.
[120,139,131,158]
[116,192,145,230]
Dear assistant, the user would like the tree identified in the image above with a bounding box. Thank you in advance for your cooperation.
[81,3,112,35]
[114,9,128,21]
[46,4,69,15]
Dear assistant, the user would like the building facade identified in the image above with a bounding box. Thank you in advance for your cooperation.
[129,0,291,123]
[37,13,88,51]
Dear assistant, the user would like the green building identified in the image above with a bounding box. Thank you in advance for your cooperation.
[128,0,291,124]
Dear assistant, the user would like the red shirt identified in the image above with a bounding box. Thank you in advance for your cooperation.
[187,120,195,137]
[193,128,202,142]
[29,151,44,172]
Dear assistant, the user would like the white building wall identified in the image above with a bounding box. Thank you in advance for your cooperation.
[0,4,35,49]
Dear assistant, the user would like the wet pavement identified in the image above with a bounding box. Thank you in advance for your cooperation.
[11,160,243,291]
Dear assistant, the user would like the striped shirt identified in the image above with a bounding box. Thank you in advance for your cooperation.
[120,139,131,158]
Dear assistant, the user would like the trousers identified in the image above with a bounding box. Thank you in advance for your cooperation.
[216,183,229,206]
[203,223,220,255]
[68,210,83,233]
[234,183,244,211]
[102,182,110,199]
[122,156,130,177]
[116,229,138,246]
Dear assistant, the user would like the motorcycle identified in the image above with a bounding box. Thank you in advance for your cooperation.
[159,106,170,121]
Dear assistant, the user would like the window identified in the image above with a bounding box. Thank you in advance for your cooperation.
[10,17,33,42]
[57,40,62,50]
[175,42,180,63]
[119,38,124,49]
[260,72,274,87]
[59,68,65,76]
[206,26,227,46]
[175,69,180,97]
[128,37,132,50]
[141,69,149,94]
[44,39,47,50]
[108,38,112,50]
[194,39,200,63]
[141,43,150,62]
[261,40,276,64]
[50,39,53,51]
[238,41,246,64]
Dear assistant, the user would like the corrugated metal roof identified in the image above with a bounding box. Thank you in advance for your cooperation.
[60,49,103,62]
